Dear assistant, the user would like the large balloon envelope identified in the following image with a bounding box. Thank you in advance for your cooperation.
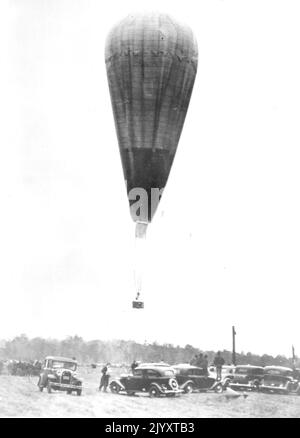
[105,13,198,226]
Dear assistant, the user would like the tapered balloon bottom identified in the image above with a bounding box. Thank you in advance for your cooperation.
[121,148,175,223]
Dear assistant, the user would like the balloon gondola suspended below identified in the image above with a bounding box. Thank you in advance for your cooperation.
[105,13,198,308]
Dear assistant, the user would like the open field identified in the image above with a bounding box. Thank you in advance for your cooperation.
[1,369,300,418]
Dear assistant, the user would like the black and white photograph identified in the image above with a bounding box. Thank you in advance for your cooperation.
[0,0,300,420]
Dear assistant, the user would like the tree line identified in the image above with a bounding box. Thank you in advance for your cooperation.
[0,334,297,368]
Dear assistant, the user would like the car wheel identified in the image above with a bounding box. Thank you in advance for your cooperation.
[214,383,223,394]
[67,390,72,395]
[110,382,120,394]
[76,389,82,396]
[47,383,52,394]
[149,385,160,398]
[184,383,194,394]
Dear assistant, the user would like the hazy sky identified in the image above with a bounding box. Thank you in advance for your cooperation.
[0,0,300,357]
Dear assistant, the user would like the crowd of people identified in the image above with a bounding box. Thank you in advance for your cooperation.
[0,359,42,376]
[190,351,225,380]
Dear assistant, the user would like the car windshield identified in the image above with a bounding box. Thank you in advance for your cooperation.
[236,368,250,375]
[192,368,205,376]
[51,361,76,371]
[265,368,293,377]
[174,368,188,376]
[146,370,161,378]
[250,368,264,375]
[163,370,175,377]
[133,369,143,376]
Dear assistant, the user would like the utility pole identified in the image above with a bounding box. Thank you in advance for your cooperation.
[292,345,296,368]
[232,326,236,366]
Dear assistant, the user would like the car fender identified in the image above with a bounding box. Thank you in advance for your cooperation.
[180,380,194,390]
[148,382,164,393]
[221,377,231,388]
[110,379,125,391]
[211,379,224,389]
[286,379,299,392]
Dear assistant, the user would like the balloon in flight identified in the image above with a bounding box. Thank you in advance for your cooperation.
[105,13,198,231]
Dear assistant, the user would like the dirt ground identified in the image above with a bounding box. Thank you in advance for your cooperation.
[1,368,300,418]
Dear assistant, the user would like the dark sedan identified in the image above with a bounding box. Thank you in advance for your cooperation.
[226,365,264,391]
[173,364,223,393]
[109,365,183,397]
[260,366,300,394]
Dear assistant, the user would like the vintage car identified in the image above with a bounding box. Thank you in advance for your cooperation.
[38,356,83,396]
[173,364,224,393]
[225,365,264,391]
[109,365,182,397]
[260,366,300,395]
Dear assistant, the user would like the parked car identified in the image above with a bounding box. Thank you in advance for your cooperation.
[260,366,300,395]
[109,365,182,397]
[173,364,223,393]
[38,356,83,396]
[226,365,264,391]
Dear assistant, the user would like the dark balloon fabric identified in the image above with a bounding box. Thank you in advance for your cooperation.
[105,13,198,222]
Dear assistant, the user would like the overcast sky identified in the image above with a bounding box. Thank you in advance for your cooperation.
[0,0,300,357]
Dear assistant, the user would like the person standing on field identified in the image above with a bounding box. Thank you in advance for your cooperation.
[131,360,138,373]
[213,351,225,380]
[99,363,110,392]
[196,353,204,368]
[190,354,198,366]
[202,354,209,376]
